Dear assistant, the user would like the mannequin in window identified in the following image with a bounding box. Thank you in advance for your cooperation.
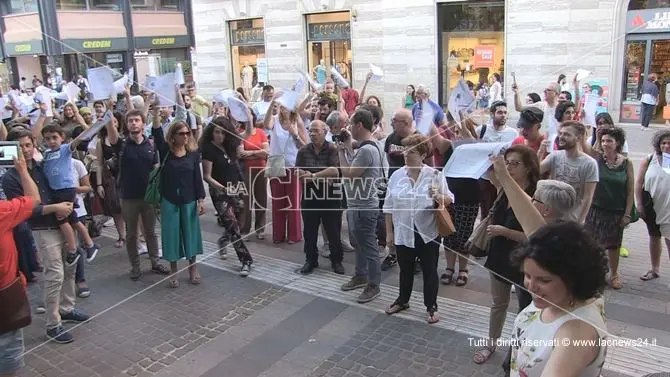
[314,59,327,85]
[242,62,254,99]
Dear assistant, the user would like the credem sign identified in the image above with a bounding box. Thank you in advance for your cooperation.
[135,35,190,49]
[62,38,128,53]
[4,40,44,56]
[82,40,112,49]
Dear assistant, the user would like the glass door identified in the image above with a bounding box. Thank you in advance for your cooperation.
[650,39,670,121]
[620,40,647,122]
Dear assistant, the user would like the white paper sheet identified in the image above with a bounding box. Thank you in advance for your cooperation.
[295,77,305,93]
[447,78,476,124]
[276,89,298,112]
[330,67,349,88]
[299,71,321,92]
[213,89,237,106]
[415,100,442,136]
[53,91,69,101]
[547,133,558,154]
[17,95,35,116]
[175,63,185,85]
[663,152,670,169]
[64,82,80,101]
[113,75,128,95]
[228,97,249,122]
[34,86,53,117]
[87,67,115,101]
[576,69,591,82]
[443,141,512,179]
[257,59,268,83]
[369,63,383,81]
[77,110,113,142]
[145,73,176,107]
[127,68,134,85]
[583,93,599,127]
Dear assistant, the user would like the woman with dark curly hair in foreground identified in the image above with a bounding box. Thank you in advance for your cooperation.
[488,155,608,377]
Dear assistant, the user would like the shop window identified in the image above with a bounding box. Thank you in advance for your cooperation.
[230,18,266,98]
[305,12,352,87]
[131,0,179,11]
[90,0,121,10]
[5,0,38,14]
[628,0,670,10]
[56,0,87,10]
[438,1,505,105]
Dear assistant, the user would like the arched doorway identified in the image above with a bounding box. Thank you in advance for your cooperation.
[618,0,670,123]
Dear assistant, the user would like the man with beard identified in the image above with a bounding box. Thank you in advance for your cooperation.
[540,121,598,223]
[182,94,203,141]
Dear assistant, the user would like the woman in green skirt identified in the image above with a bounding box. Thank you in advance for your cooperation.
[152,118,206,288]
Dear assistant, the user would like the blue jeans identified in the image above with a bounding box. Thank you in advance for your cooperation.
[347,209,381,285]
[0,329,24,375]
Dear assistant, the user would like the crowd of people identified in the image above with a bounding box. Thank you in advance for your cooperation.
[1,67,668,377]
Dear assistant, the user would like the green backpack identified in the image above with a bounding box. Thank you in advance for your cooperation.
[144,151,169,205]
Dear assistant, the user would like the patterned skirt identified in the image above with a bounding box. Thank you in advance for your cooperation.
[585,206,624,250]
[442,203,480,253]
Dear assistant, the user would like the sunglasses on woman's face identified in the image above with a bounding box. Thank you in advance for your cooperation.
[177,131,191,136]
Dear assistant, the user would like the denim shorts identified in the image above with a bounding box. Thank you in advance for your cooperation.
[0,329,24,375]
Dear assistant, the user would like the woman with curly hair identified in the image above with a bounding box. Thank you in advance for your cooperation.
[151,116,206,288]
[202,114,254,276]
[637,129,670,281]
[583,127,634,289]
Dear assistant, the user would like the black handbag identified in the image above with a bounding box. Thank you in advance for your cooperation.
[0,271,31,335]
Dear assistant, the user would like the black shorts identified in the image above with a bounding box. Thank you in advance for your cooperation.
[51,188,79,225]
[642,190,662,237]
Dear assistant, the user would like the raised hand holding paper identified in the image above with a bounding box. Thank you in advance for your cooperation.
[447,79,475,124]
[64,82,80,101]
[213,89,237,106]
[113,75,128,95]
[330,66,349,88]
[145,73,177,107]
[87,67,115,101]
[175,63,185,85]
[576,69,591,82]
[295,77,305,93]
[300,71,321,92]
[443,141,512,179]
[228,97,250,122]
[416,100,441,136]
[369,63,384,81]
[78,110,113,142]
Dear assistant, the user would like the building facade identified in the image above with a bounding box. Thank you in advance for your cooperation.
[0,0,196,91]
[190,0,670,124]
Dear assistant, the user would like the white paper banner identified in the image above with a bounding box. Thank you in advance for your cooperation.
[415,100,443,136]
[294,77,305,94]
[145,73,177,107]
[276,89,298,112]
[213,89,237,106]
[576,69,591,82]
[330,66,349,88]
[113,75,128,95]
[583,93,599,127]
[369,63,384,81]
[175,63,185,85]
[64,82,80,102]
[228,97,249,122]
[299,71,321,92]
[447,78,476,124]
[34,86,53,117]
[87,67,115,101]
[257,59,268,83]
[443,141,512,179]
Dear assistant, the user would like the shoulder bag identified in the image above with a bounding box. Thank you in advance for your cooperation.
[0,271,31,335]
[432,171,456,237]
[465,191,503,258]
[144,150,170,205]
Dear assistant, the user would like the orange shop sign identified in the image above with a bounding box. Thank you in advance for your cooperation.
[474,46,494,68]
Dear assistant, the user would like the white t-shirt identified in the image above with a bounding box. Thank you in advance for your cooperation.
[529,101,558,134]
[71,159,88,218]
[475,124,519,143]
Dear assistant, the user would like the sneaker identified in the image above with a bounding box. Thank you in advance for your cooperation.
[331,262,345,275]
[77,286,91,298]
[64,251,80,267]
[342,241,354,253]
[138,243,148,255]
[511,285,516,293]
[341,275,368,291]
[381,254,397,271]
[240,263,250,277]
[357,284,381,303]
[47,326,73,344]
[219,248,229,260]
[60,308,90,323]
[84,244,100,263]
[129,266,141,281]
[35,305,46,314]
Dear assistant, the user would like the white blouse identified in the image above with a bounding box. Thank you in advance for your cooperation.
[382,165,454,248]
[269,116,300,167]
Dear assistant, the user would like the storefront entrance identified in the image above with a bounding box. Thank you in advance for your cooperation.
[620,6,670,123]
[229,18,266,99]
[305,12,352,86]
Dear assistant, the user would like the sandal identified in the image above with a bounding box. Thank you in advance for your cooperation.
[456,270,469,286]
[427,310,440,324]
[115,238,125,248]
[385,302,410,315]
[610,275,622,290]
[168,279,179,288]
[440,268,455,285]
[640,270,660,281]
[473,347,495,364]
[189,275,202,285]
